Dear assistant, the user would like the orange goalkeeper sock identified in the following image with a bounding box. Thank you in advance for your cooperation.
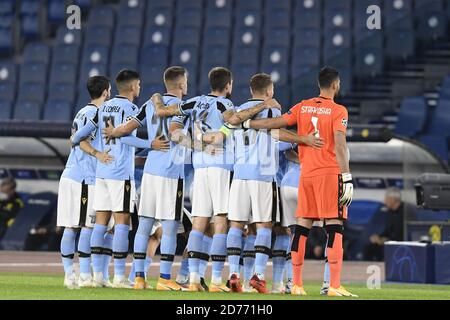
[325,224,344,289]
[290,225,310,287]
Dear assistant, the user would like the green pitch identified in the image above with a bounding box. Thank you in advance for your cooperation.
[0,273,448,300]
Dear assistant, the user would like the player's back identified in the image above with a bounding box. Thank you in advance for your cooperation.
[233,99,281,182]
[188,94,235,170]
[96,95,139,181]
[295,96,348,178]
[62,104,98,185]
[140,94,186,179]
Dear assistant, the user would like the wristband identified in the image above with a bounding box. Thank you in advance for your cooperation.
[243,119,251,129]
[90,150,98,157]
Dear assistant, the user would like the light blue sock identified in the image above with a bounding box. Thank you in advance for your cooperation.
[179,256,189,277]
[145,256,153,278]
[128,261,135,283]
[160,220,179,280]
[133,216,155,278]
[226,228,243,276]
[78,227,93,275]
[102,232,113,281]
[285,236,293,281]
[199,235,212,278]
[187,230,204,276]
[254,227,272,277]
[243,235,256,281]
[272,235,289,285]
[90,224,107,274]
[61,228,77,276]
[113,224,129,278]
[211,233,227,283]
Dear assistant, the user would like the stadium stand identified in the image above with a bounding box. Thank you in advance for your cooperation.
[0,0,449,163]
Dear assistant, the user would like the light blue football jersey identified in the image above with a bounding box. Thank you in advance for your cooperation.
[133,94,187,179]
[180,94,235,171]
[94,95,139,181]
[281,160,300,188]
[233,99,282,182]
[61,104,99,185]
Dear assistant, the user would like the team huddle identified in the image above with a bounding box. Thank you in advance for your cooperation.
[57,65,356,297]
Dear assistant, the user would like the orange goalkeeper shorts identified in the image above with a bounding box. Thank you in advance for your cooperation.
[297,174,347,220]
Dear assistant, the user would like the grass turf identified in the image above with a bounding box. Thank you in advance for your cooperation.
[0,273,448,300]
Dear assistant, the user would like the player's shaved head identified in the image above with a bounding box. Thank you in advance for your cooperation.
[115,69,140,92]
[250,73,273,95]
[209,67,232,92]
[318,66,340,89]
[87,76,110,99]
[164,66,187,88]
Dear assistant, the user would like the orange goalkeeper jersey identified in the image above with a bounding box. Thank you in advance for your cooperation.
[282,96,348,178]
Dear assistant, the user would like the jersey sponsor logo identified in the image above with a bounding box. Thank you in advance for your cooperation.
[342,118,348,127]
[301,106,332,115]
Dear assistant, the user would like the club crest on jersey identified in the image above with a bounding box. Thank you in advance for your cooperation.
[125,116,133,122]
[342,118,348,127]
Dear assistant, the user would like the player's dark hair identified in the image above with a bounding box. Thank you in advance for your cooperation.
[164,66,187,84]
[209,67,232,92]
[115,69,140,91]
[250,73,273,94]
[318,66,340,89]
[86,76,110,99]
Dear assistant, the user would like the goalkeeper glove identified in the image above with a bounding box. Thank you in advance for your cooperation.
[339,173,353,207]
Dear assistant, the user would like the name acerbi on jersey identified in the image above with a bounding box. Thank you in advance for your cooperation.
[301,106,332,115]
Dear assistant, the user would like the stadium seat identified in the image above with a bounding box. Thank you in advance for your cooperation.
[324,10,351,29]
[81,44,110,66]
[293,29,321,48]
[87,5,115,28]
[146,8,173,28]
[0,61,17,84]
[324,30,352,51]
[429,99,450,136]
[207,0,233,12]
[177,0,204,12]
[74,0,92,11]
[147,0,175,10]
[265,7,291,28]
[114,26,142,46]
[355,48,384,78]
[53,44,81,65]
[55,26,83,46]
[23,43,50,65]
[232,84,251,105]
[19,62,47,85]
[48,0,66,24]
[118,7,144,28]
[75,89,92,112]
[235,0,263,11]
[419,135,449,162]
[386,30,415,59]
[0,15,14,29]
[143,26,171,46]
[417,11,448,40]
[261,64,288,87]
[264,28,290,47]
[140,44,169,66]
[203,27,231,46]
[354,30,383,49]
[21,16,40,40]
[0,29,13,54]
[0,100,12,119]
[173,27,201,46]
[231,63,258,85]
[205,9,232,28]
[47,83,76,104]
[17,83,46,103]
[78,63,107,89]
[138,83,165,106]
[171,45,199,67]
[323,0,352,11]
[235,10,262,28]
[176,8,203,28]
[42,100,73,121]
[202,45,229,67]
[49,63,77,85]
[231,46,258,65]
[85,26,113,46]
[139,64,166,85]
[440,75,450,100]
[19,0,40,17]
[395,97,427,137]
[0,1,14,16]
[120,0,146,10]
[292,47,321,69]
[13,100,42,120]
[0,82,15,103]
[233,27,261,47]
[262,46,289,66]
[414,0,444,14]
